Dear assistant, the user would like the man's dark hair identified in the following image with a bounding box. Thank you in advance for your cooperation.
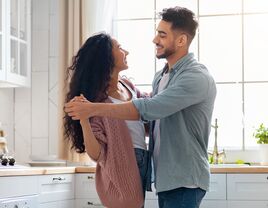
[160,6,198,41]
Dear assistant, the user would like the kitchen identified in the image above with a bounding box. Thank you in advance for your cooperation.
[1,0,268,207]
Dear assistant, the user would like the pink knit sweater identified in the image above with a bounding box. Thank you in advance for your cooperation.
[90,100,144,208]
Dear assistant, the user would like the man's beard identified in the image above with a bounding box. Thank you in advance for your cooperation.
[156,46,176,59]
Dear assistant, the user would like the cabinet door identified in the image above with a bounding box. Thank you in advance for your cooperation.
[75,199,104,208]
[145,199,158,208]
[40,202,58,208]
[201,200,227,208]
[0,175,38,198]
[38,174,75,203]
[0,0,6,80]
[227,201,268,208]
[40,200,74,208]
[227,174,268,200]
[1,0,31,87]
[204,174,226,200]
[59,199,75,208]
[75,173,99,199]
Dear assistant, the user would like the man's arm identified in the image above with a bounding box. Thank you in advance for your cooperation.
[65,100,140,120]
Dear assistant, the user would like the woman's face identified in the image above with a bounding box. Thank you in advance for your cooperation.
[112,39,129,72]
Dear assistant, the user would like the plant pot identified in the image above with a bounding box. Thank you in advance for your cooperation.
[259,144,268,165]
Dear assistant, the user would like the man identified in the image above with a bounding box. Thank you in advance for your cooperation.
[65,6,216,208]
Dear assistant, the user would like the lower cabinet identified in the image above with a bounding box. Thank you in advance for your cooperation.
[201,200,227,208]
[227,201,268,208]
[75,173,104,208]
[38,174,75,208]
[39,200,74,208]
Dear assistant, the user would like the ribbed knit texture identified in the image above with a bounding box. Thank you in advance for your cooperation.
[90,103,144,208]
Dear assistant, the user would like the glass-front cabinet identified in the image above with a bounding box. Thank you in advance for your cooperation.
[0,0,31,87]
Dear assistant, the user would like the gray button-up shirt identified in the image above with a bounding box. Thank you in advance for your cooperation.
[132,53,217,192]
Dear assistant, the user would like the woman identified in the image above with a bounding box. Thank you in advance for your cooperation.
[64,33,149,208]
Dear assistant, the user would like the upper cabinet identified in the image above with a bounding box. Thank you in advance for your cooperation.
[0,0,31,87]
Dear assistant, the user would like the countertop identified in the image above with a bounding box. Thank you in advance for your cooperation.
[1,165,268,177]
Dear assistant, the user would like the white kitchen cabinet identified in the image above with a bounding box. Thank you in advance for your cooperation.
[38,174,75,208]
[75,173,104,208]
[40,200,74,208]
[201,174,227,208]
[201,200,227,208]
[145,184,158,208]
[75,199,104,208]
[203,174,226,200]
[227,201,268,208]
[0,175,38,198]
[227,174,268,200]
[144,199,158,208]
[0,0,31,87]
[145,174,227,208]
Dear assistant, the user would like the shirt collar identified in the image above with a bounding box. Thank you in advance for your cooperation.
[170,53,194,74]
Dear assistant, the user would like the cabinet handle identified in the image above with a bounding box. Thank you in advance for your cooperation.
[52,177,66,181]
[87,201,103,206]
[88,176,94,179]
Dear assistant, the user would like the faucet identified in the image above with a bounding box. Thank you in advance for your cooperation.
[208,118,226,164]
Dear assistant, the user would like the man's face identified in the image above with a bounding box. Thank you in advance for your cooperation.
[153,20,178,59]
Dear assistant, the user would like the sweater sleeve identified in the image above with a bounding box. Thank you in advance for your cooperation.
[90,117,107,166]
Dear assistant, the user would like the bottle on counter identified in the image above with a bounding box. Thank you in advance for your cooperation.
[0,122,9,160]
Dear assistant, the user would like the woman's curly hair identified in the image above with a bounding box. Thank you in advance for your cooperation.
[64,33,114,153]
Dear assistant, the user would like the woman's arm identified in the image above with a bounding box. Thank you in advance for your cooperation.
[80,119,101,161]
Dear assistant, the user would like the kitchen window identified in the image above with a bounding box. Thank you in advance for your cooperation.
[112,0,268,151]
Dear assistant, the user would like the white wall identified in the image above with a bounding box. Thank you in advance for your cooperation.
[0,0,60,162]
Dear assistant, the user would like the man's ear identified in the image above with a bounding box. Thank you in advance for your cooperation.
[176,33,188,47]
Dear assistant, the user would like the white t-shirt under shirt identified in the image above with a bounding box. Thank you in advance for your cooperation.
[109,81,146,150]
[153,72,170,173]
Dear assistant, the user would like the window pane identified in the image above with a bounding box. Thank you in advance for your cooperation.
[114,20,155,84]
[156,0,197,14]
[199,0,242,15]
[11,0,18,37]
[19,0,27,40]
[244,0,268,13]
[209,84,243,149]
[11,39,18,73]
[244,83,268,147]
[199,16,242,82]
[116,0,154,19]
[244,14,268,81]
[0,35,2,70]
[0,0,2,31]
[20,42,27,76]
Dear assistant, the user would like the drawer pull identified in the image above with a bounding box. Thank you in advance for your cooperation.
[87,201,103,206]
[88,176,94,179]
[52,177,66,181]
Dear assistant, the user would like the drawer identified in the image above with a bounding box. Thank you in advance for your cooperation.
[75,198,104,208]
[227,174,268,200]
[0,176,38,198]
[75,173,99,199]
[227,200,268,208]
[38,174,75,203]
[201,200,227,208]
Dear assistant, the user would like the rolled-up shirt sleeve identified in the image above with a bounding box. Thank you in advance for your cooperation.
[132,71,210,121]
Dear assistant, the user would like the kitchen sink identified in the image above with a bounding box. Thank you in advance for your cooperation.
[210,163,250,168]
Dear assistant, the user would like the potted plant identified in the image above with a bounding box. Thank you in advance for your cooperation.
[253,123,268,165]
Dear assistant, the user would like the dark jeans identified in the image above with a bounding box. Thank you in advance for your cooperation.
[134,148,149,206]
[158,187,206,208]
